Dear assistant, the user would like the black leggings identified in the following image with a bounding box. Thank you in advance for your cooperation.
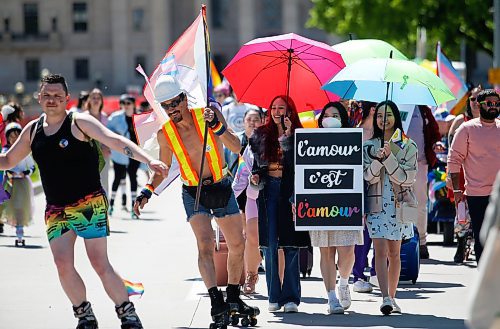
[111,160,140,193]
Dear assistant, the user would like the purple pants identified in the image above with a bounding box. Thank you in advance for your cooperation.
[353,225,376,281]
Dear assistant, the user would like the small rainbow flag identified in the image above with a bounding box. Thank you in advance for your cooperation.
[210,59,222,87]
[390,128,409,150]
[235,155,246,180]
[123,279,144,297]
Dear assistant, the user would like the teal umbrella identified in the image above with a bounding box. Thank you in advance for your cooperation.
[332,39,408,65]
[322,57,455,106]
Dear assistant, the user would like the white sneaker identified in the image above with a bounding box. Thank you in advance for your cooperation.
[268,302,280,312]
[327,298,344,314]
[391,297,401,313]
[380,296,393,315]
[337,285,351,310]
[353,280,373,293]
[283,302,298,313]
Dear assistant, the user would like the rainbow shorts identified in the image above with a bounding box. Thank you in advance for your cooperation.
[45,189,110,242]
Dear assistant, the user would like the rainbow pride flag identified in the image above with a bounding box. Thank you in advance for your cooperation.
[123,279,144,297]
[436,42,468,115]
[390,128,409,151]
[234,155,246,181]
[210,59,222,87]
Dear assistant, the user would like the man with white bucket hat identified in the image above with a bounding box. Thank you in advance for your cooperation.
[133,74,260,327]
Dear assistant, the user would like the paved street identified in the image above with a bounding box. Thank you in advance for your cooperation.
[0,178,475,329]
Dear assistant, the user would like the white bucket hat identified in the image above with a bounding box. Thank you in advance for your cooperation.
[154,74,183,103]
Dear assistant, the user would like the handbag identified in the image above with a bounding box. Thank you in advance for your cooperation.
[394,186,418,224]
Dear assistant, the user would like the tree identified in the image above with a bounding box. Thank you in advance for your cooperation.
[307,0,493,60]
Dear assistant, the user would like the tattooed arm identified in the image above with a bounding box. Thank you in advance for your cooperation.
[71,113,168,176]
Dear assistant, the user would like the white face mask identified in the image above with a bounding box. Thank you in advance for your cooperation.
[322,117,342,128]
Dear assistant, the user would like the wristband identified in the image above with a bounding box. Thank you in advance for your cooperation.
[453,190,463,193]
[207,112,220,129]
[141,184,155,199]
[211,121,227,136]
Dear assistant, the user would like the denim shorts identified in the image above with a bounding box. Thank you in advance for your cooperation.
[181,184,240,221]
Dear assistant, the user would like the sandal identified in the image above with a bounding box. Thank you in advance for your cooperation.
[243,272,259,294]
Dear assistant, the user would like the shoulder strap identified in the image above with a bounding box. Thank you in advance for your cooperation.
[71,112,91,141]
[30,115,45,145]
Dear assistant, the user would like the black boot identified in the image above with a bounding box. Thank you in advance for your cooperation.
[454,237,466,264]
[115,301,143,329]
[226,284,259,326]
[73,301,98,329]
[208,287,229,328]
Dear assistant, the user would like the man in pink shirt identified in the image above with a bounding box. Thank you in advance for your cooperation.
[448,89,500,263]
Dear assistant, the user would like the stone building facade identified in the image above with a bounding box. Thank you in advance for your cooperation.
[0,0,338,96]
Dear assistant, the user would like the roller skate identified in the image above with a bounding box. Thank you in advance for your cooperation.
[115,301,143,329]
[208,288,230,329]
[14,239,25,247]
[73,301,98,329]
[226,284,259,327]
[15,226,25,247]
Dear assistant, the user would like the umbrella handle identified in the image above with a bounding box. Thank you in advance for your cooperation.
[381,51,393,145]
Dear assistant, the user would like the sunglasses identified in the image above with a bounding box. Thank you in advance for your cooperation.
[160,93,185,110]
[469,97,476,102]
[479,100,500,107]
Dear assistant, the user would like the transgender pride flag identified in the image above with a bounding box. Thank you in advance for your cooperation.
[133,5,210,193]
[436,42,468,115]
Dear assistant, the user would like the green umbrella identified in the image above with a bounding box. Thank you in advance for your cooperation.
[332,39,408,65]
[322,57,455,106]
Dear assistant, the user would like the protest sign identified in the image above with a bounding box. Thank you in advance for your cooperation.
[294,128,364,231]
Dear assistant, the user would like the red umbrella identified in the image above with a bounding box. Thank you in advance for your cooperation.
[222,33,345,112]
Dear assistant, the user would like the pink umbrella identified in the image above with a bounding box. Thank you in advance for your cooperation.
[222,33,345,112]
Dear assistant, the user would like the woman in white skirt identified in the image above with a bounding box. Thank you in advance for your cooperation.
[0,122,35,246]
[311,102,364,314]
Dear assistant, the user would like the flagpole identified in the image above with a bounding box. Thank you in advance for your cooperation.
[194,4,211,211]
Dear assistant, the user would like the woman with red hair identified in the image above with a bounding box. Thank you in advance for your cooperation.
[250,95,310,313]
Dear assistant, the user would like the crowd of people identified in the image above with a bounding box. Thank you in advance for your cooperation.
[133,73,499,325]
[0,69,498,328]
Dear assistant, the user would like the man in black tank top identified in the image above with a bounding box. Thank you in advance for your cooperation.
[0,74,168,329]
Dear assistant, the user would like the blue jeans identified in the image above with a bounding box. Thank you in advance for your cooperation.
[262,176,301,306]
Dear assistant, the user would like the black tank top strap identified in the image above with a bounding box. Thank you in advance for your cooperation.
[30,115,45,144]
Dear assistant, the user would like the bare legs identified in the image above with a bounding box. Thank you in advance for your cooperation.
[319,246,355,292]
[189,213,245,288]
[372,238,402,297]
[85,237,129,304]
[244,217,261,276]
[50,232,128,306]
[50,231,87,306]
